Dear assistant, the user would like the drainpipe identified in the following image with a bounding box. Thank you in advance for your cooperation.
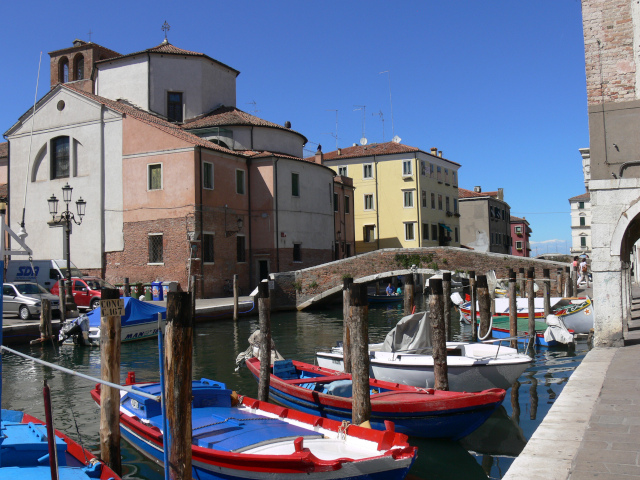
[147,53,151,111]
[274,157,280,271]
[5,138,9,258]
[198,146,203,297]
[374,154,380,250]
[100,105,106,277]
[247,157,253,288]
[415,153,420,247]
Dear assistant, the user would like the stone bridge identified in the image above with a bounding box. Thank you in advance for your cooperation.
[268,247,569,311]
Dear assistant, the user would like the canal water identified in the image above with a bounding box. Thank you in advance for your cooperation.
[1,295,590,479]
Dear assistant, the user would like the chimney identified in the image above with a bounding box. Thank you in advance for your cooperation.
[314,144,323,164]
[497,188,504,201]
[337,148,342,155]
[438,151,442,157]
[431,147,437,156]
[474,186,482,193]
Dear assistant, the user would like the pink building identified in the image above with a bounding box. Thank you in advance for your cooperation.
[510,216,531,257]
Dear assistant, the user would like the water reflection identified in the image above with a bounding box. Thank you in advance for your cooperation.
[0,294,589,479]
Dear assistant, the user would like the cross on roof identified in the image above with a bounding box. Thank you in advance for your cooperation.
[87,29,93,42]
[162,21,170,41]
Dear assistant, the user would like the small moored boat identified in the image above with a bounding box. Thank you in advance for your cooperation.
[245,357,505,440]
[367,294,403,304]
[90,376,417,480]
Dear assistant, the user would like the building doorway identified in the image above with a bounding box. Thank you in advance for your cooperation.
[258,260,269,281]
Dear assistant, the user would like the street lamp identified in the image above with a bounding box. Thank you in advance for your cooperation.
[48,183,86,312]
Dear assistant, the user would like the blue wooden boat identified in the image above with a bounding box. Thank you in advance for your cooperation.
[0,409,120,479]
[246,357,506,440]
[90,376,417,480]
[367,294,403,304]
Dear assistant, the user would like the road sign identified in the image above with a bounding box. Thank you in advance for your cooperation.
[101,298,125,317]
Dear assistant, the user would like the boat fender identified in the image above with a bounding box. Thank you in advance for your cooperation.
[230,391,240,407]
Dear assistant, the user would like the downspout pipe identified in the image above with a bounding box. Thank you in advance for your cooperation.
[274,157,280,272]
[247,157,253,288]
[198,146,203,297]
[415,153,420,247]
[100,105,106,277]
[374,154,380,251]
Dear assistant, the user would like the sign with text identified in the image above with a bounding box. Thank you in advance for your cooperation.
[100,298,125,317]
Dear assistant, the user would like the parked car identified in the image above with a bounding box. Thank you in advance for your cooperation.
[50,277,116,310]
[3,282,61,320]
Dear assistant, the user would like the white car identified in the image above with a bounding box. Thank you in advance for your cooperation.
[2,282,61,320]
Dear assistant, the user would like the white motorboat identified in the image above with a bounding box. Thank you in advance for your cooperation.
[316,312,532,392]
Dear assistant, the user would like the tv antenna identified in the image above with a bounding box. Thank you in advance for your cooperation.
[325,109,339,149]
[354,105,367,145]
[379,71,395,139]
[247,100,259,115]
[373,110,385,142]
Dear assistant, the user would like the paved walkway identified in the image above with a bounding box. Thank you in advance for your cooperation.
[504,287,640,479]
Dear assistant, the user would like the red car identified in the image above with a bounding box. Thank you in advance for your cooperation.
[50,277,115,310]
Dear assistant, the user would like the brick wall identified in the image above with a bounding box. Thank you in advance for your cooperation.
[278,247,568,309]
[583,0,636,105]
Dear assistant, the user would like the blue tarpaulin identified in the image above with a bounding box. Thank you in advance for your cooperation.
[87,297,166,328]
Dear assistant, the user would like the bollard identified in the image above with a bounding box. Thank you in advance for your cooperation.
[123,278,130,297]
[518,268,525,298]
[509,270,517,349]
[233,274,239,322]
[477,275,491,340]
[100,288,122,476]
[403,273,415,315]
[443,272,452,341]
[469,271,477,342]
[349,283,371,425]
[257,280,271,402]
[342,277,353,374]
[527,268,535,348]
[543,269,551,318]
[429,279,449,391]
[165,291,193,480]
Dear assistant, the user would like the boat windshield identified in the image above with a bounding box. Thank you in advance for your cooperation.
[15,283,50,295]
[84,279,115,290]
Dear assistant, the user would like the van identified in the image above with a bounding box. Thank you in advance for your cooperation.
[5,260,84,291]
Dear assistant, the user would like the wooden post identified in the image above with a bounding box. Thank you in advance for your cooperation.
[442,272,452,341]
[58,279,66,323]
[123,278,130,297]
[573,264,579,296]
[164,291,193,480]
[403,272,414,315]
[509,269,517,349]
[40,298,52,340]
[342,277,353,374]
[477,275,491,340]
[530,376,538,420]
[518,268,525,298]
[527,268,535,347]
[349,283,371,425]
[556,268,563,296]
[429,279,449,391]
[257,280,271,402]
[564,266,572,297]
[511,380,521,424]
[469,271,477,342]
[543,269,551,318]
[233,274,239,321]
[99,287,122,476]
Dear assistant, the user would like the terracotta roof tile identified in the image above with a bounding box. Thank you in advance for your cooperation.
[182,106,307,142]
[569,192,590,202]
[458,188,500,199]
[94,41,239,75]
[311,141,461,166]
[63,84,236,155]
[0,142,7,159]
[510,215,529,224]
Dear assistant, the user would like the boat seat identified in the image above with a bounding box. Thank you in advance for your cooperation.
[273,360,297,380]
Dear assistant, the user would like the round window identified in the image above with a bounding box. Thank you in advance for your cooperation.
[57,100,65,111]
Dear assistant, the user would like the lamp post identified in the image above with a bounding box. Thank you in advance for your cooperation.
[47,183,86,312]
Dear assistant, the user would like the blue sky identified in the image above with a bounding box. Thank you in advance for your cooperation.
[1,1,588,254]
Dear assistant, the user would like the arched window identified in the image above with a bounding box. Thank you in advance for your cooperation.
[74,54,84,80]
[51,136,70,179]
[59,58,69,83]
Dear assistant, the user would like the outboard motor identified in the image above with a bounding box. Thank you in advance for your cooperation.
[60,315,92,346]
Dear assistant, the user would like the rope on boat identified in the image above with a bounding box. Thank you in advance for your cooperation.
[0,345,161,402]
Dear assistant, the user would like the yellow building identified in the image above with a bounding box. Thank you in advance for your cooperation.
[313,142,461,254]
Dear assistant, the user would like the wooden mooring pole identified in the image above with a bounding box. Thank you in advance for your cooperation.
[518,268,525,298]
[233,274,239,322]
[509,269,517,349]
[469,271,477,342]
[58,279,66,323]
[100,287,122,476]
[572,263,579,296]
[543,269,551,318]
[429,279,448,391]
[342,277,353,374]
[443,272,452,341]
[404,272,414,315]
[527,268,535,349]
[350,283,371,425]
[477,275,491,340]
[123,277,130,297]
[32,299,52,345]
[165,291,193,480]
[565,266,572,297]
[258,280,271,402]
[511,380,521,424]
[556,268,563,296]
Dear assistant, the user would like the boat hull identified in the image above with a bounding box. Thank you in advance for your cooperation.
[245,358,505,440]
[317,344,531,392]
[367,295,402,304]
